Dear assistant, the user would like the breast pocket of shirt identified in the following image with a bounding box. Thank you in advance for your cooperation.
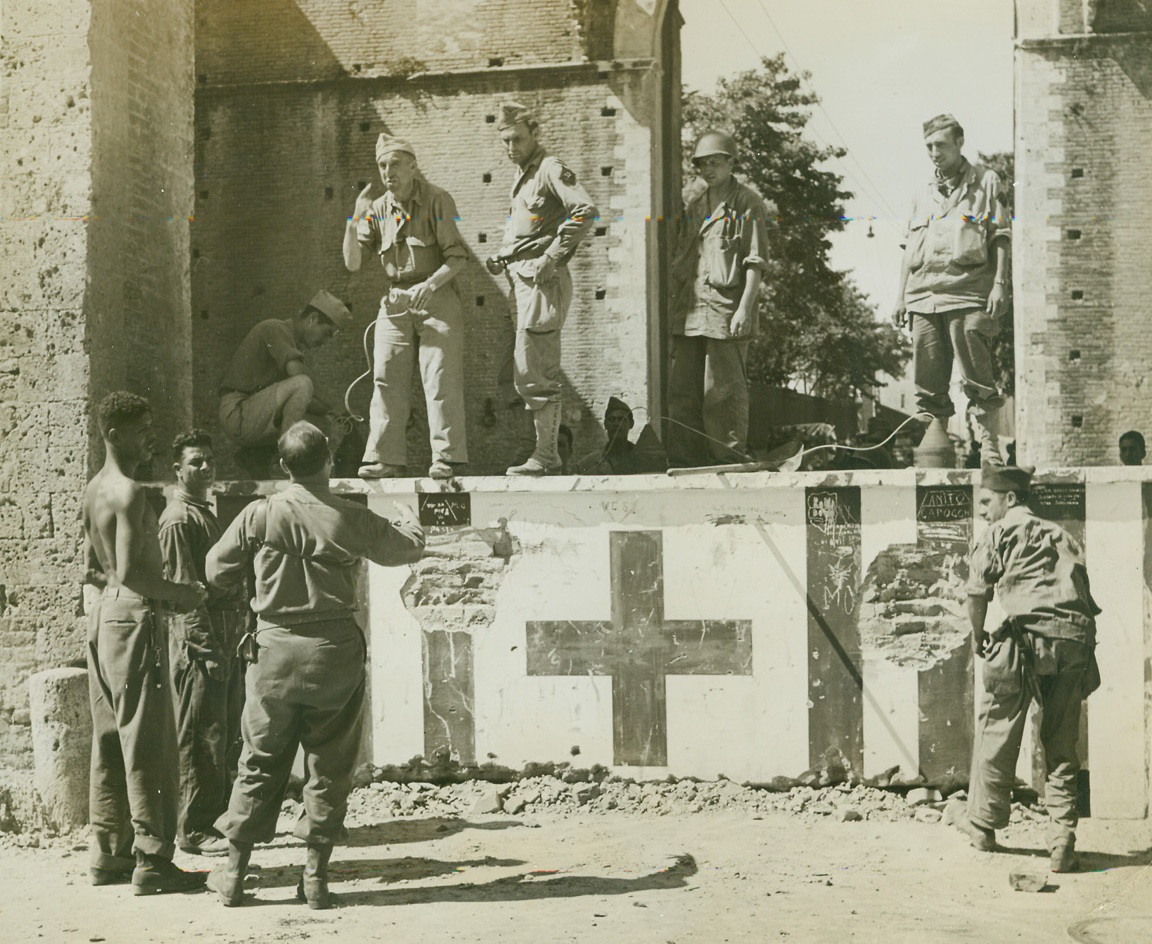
[403,235,439,275]
[905,218,930,271]
[951,213,989,268]
[701,217,744,290]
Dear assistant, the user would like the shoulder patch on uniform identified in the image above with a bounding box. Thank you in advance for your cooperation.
[543,156,577,186]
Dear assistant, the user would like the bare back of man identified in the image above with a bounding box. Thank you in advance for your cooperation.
[84,393,207,896]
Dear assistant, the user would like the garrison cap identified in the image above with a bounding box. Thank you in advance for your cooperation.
[922,113,964,138]
[692,130,738,163]
[307,289,353,331]
[497,101,536,130]
[604,396,633,422]
[981,464,1034,495]
[376,133,416,162]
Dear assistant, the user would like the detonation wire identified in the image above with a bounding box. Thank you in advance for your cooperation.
[343,289,420,422]
[627,408,934,470]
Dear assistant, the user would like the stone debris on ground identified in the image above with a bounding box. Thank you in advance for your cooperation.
[0,764,1052,850]
[331,774,1047,830]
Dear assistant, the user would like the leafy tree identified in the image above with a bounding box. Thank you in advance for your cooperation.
[681,55,910,399]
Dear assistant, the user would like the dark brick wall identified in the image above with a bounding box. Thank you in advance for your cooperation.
[192,2,663,474]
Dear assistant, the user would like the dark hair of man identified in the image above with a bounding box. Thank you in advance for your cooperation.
[171,428,213,463]
[96,391,150,438]
[278,421,330,477]
[1120,430,1145,450]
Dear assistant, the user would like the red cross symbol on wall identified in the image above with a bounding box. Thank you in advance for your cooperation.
[526,530,753,767]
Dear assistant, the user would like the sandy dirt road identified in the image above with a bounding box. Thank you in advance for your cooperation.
[1,809,1149,944]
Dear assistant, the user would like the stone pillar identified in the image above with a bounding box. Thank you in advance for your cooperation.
[29,668,90,830]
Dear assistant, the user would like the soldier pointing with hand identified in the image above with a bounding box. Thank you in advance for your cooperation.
[344,133,470,481]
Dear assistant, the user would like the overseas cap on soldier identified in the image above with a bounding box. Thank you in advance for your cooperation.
[604,396,632,421]
[498,102,536,130]
[308,290,353,331]
[981,464,1034,495]
[376,133,416,162]
[922,113,964,138]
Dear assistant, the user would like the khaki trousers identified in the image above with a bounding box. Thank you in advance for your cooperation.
[215,619,366,847]
[87,587,179,868]
[968,631,1092,845]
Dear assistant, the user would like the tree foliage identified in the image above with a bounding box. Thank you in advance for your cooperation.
[682,55,910,400]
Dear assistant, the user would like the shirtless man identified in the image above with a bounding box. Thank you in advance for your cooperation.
[83,391,208,895]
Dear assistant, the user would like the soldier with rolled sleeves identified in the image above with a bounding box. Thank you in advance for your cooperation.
[344,134,470,480]
[204,421,424,908]
[490,102,598,476]
[962,465,1101,873]
[892,114,1011,464]
[667,130,771,467]
[218,290,353,475]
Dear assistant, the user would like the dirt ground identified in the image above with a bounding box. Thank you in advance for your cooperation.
[1,795,1150,944]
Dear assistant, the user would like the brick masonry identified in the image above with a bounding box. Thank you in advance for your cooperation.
[1015,2,1152,465]
[0,0,194,768]
[191,2,666,474]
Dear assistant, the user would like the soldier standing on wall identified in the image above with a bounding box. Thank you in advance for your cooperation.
[158,429,248,858]
[204,421,424,909]
[962,465,1101,872]
[666,130,771,468]
[343,134,471,481]
[83,392,208,895]
[891,114,1011,465]
[488,102,598,476]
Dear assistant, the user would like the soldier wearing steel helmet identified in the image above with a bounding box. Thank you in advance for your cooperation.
[667,130,772,467]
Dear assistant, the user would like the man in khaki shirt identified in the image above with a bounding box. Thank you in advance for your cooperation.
[963,465,1100,873]
[218,290,353,476]
[205,422,424,908]
[492,102,597,476]
[344,134,470,480]
[892,114,1011,464]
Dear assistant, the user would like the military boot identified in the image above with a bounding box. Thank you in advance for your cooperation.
[131,852,208,896]
[296,843,334,910]
[507,401,562,476]
[206,840,252,906]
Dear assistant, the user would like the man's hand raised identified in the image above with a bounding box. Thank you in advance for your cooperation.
[351,183,374,223]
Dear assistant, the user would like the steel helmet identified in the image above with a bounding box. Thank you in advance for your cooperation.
[692,130,737,163]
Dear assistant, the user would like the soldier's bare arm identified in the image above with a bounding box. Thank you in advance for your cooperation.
[114,483,205,611]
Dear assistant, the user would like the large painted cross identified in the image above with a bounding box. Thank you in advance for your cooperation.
[526,530,752,767]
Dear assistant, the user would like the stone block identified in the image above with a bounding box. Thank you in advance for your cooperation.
[28,666,89,830]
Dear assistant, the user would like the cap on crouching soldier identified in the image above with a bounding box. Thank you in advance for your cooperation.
[308,289,353,332]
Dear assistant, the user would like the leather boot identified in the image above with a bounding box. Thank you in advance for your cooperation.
[974,408,1004,466]
[131,851,208,896]
[296,843,334,910]
[206,840,252,907]
[507,401,562,475]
